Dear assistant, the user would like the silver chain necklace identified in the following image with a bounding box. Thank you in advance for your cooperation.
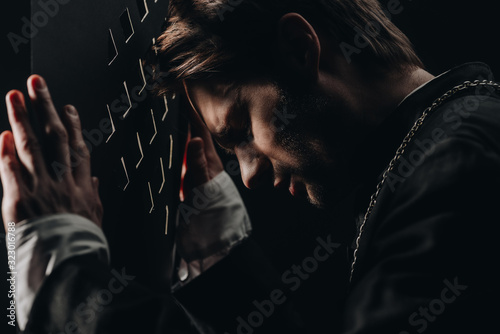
[349,79,500,283]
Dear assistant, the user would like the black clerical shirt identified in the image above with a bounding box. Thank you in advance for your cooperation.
[344,62,500,333]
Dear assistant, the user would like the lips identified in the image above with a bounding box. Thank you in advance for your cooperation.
[289,179,307,198]
[275,175,306,198]
[273,175,289,189]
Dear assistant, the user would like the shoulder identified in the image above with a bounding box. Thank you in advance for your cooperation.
[351,92,500,282]
[385,92,500,196]
[344,83,500,333]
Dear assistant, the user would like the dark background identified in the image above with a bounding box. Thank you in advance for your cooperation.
[1,1,499,333]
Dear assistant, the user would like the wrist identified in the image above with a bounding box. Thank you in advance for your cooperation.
[176,171,252,262]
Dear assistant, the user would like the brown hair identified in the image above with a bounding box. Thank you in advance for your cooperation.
[154,0,422,95]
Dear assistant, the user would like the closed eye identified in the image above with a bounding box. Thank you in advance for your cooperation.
[215,124,252,155]
[214,88,253,154]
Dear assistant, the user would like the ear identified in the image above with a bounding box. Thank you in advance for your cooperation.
[275,13,321,83]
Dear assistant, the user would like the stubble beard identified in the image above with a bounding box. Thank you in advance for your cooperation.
[273,84,356,209]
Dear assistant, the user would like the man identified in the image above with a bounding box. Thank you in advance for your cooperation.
[2,0,499,333]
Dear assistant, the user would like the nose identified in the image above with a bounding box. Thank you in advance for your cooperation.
[235,144,272,189]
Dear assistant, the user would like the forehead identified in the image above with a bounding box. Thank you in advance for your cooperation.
[186,80,239,133]
[185,77,282,133]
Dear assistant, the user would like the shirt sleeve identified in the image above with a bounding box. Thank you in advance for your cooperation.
[11,171,250,329]
[175,171,252,285]
[11,213,109,331]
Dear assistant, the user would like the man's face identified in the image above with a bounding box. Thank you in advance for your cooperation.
[186,77,358,209]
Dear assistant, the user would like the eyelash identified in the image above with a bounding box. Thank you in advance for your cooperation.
[220,146,236,155]
[216,121,253,155]
[217,130,252,155]
[216,90,253,155]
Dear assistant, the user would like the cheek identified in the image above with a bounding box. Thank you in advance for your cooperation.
[252,122,301,167]
[245,82,303,167]
[252,120,275,151]
[246,84,281,149]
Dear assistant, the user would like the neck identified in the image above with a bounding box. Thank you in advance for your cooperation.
[316,58,435,174]
[348,65,435,130]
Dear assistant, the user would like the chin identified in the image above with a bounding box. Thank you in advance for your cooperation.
[307,197,326,209]
[305,182,347,210]
[305,185,327,208]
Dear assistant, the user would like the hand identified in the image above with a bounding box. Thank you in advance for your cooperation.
[182,96,224,197]
[0,75,103,230]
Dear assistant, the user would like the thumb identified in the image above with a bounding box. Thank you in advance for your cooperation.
[184,137,210,195]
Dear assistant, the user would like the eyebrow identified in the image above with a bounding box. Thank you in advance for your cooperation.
[213,85,244,139]
[215,102,251,154]
[214,128,236,154]
[214,123,229,138]
[183,80,247,153]
[213,124,231,145]
[212,115,238,153]
[221,80,240,98]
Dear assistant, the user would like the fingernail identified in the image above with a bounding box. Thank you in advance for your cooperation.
[5,132,14,147]
[66,105,77,115]
[10,92,23,106]
[1,131,13,154]
[34,76,45,90]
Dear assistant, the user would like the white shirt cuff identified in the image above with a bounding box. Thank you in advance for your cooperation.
[11,213,109,330]
[176,171,252,284]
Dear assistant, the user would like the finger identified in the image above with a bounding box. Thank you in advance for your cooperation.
[183,81,214,144]
[27,75,71,181]
[92,176,99,193]
[184,137,210,191]
[0,131,22,199]
[0,132,23,224]
[187,106,223,175]
[5,90,47,177]
[60,104,91,185]
[183,82,223,176]
[187,101,213,141]
[91,176,103,227]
